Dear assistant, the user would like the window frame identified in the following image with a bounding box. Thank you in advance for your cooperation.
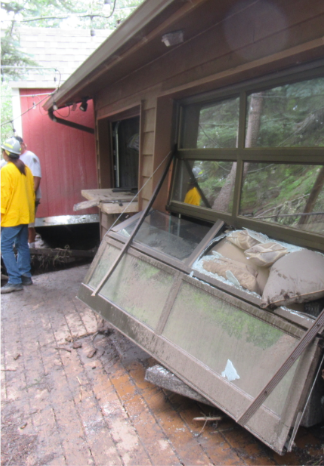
[167,63,324,252]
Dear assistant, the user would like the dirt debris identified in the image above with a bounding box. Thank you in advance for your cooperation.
[87,348,97,358]
[72,341,82,349]
[2,265,324,466]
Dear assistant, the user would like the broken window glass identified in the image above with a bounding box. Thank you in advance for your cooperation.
[118,210,211,261]
[79,69,324,458]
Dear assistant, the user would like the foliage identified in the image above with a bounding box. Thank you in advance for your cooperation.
[196,97,239,149]
[254,77,324,147]
[193,78,324,151]
[0,82,14,141]
[1,31,38,78]
[0,0,144,136]
[240,163,324,232]
[1,0,76,77]
[184,77,324,231]
[1,0,144,78]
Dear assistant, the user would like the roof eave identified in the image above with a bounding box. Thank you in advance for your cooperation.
[43,0,181,110]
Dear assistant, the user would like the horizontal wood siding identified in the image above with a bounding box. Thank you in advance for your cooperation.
[95,0,324,112]
[93,0,324,212]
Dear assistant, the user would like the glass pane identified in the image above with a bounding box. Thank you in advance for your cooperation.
[245,77,324,147]
[240,163,324,235]
[172,159,236,213]
[100,253,173,329]
[88,243,120,288]
[119,210,211,261]
[163,281,299,416]
[181,97,239,148]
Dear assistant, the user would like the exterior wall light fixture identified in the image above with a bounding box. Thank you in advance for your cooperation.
[161,30,184,47]
[80,99,89,112]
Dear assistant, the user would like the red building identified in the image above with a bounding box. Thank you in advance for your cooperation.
[7,27,108,235]
[20,89,97,221]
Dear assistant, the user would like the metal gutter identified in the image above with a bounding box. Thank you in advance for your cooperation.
[43,0,182,111]
[48,108,95,134]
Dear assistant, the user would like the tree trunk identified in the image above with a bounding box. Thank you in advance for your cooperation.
[212,92,264,211]
[298,166,324,225]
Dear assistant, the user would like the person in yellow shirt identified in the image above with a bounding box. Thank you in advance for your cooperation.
[1,137,35,293]
[184,179,202,206]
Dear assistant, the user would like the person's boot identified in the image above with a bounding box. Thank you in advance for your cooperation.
[1,283,23,293]
[21,275,33,286]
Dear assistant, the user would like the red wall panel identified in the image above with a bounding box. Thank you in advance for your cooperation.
[19,89,98,218]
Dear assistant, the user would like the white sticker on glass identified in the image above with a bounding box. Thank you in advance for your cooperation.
[221,359,240,382]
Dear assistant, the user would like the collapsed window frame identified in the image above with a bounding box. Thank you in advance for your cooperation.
[167,63,324,253]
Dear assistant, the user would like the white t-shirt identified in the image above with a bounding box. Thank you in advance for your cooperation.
[21,150,42,200]
[1,150,42,199]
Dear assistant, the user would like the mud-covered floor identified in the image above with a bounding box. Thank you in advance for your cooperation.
[1,265,324,466]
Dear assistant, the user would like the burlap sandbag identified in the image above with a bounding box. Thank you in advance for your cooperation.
[203,257,261,294]
[227,230,263,250]
[244,242,288,267]
[261,249,324,308]
[212,239,269,293]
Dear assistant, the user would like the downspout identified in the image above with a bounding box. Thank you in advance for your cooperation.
[48,107,95,134]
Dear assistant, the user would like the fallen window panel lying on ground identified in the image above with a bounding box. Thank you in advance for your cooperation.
[78,210,324,455]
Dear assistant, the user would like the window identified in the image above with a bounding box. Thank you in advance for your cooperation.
[240,163,324,234]
[245,78,324,147]
[172,159,236,213]
[79,66,324,457]
[181,97,240,149]
[116,210,212,262]
[112,116,140,189]
[169,71,324,249]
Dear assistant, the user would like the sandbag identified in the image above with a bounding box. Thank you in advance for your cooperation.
[244,242,289,267]
[212,238,269,293]
[227,230,264,250]
[261,249,324,308]
[203,257,261,294]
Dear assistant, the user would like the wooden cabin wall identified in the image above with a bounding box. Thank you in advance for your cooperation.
[94,0,324,204]
[140,96,156,211]
[97,118,112,189]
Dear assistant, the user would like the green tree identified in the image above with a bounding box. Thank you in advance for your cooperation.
[1,82,14,140]
[1,0,144,138]
[1,0,144,78]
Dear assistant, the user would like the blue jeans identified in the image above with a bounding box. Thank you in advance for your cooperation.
[1,225,31,285]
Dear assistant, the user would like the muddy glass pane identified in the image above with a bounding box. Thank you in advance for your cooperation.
[100,253,173,329]
[119,210,211,261]
[181,97,239,148]
[245,78,324,147]
[172,159,236,213]
[88,243,120,288]
[163,281,299,416]
[240,163,324,236]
